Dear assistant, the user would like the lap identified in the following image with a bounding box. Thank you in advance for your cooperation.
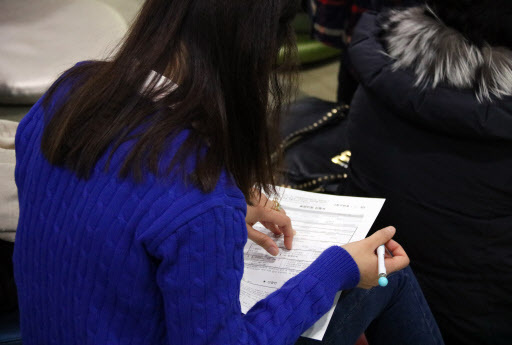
[295,266,444,345]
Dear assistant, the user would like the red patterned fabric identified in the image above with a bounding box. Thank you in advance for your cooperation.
[308,0,422,48]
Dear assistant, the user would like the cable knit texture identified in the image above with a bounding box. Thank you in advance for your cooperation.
[13,76,360,345]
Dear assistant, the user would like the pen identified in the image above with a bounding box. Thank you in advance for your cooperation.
[377,245,388,287]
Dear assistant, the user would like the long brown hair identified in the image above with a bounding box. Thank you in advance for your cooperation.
[41,0,298,201]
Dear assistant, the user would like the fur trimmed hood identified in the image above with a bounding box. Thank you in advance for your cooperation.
[381,6,512,103]
[348,11,512,141]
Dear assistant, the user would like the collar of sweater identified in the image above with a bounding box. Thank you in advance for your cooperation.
[140,70,178,102]
[381,6,512,103]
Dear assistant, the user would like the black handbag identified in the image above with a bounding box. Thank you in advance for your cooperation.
[277,97,351,194]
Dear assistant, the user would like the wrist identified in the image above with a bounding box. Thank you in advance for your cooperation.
[304,246,361,294]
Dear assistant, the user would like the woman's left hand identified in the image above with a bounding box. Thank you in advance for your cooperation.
[246,192,295,256]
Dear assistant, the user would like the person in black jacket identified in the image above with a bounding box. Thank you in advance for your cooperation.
[345,1,512,344]
[307,0,424,104]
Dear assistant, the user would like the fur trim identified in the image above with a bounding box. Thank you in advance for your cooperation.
[381,6,512,102]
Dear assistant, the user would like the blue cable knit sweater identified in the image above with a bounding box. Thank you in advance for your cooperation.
[13,77,360,345]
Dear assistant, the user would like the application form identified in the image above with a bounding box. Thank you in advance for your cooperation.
[240,187,385,340]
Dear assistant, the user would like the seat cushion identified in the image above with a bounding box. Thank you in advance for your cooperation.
[0,0,127,104]
[0,120,18,242]
[296,35,340,64]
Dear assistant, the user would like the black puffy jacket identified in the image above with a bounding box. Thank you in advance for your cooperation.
[346,8,512,345]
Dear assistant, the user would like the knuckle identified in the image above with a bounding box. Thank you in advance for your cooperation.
[262,239,275,249]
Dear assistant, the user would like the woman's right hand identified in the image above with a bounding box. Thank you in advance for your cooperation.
[342,226,410,289]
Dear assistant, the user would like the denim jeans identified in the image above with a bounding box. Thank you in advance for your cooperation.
[295,266,444,345]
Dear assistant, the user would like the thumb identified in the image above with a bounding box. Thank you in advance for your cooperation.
[367,226,396,247]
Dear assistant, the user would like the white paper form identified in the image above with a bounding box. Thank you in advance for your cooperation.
[240,187,385,341]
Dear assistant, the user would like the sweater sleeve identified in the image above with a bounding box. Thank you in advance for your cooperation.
[152,204,360,345]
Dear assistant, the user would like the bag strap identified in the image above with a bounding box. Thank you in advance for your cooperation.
[279,103,350,152]
[276,103,350,192]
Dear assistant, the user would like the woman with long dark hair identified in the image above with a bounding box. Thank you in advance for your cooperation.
[13,1,442,344]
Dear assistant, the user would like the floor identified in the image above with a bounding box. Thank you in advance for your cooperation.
[0,0,339,122]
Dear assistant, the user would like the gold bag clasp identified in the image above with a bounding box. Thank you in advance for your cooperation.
[331,150,351,167]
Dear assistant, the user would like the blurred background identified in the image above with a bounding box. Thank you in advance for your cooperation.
[0,0,339,123]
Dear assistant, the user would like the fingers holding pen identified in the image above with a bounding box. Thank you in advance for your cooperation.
[368,227,409,275]
[384,239,410,273]
[342,226,410,289]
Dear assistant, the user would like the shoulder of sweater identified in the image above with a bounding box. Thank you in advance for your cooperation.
[15,62,248,250]
[15,61,88,159]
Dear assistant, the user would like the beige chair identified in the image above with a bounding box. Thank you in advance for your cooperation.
[0,0,128,105]
[0,120,18,242]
